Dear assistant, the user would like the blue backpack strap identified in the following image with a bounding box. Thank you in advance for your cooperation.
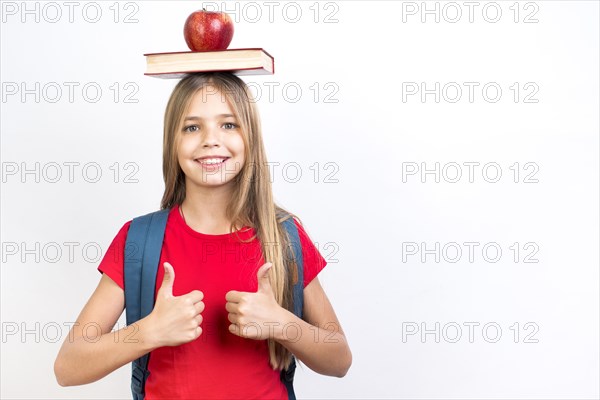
[280,216,304,400]
[124,208,170,400]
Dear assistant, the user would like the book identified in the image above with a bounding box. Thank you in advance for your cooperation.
[144,48,275,78]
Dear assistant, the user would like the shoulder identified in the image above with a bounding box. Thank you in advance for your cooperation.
[121,208,173,236]
[283,213,328,288]
[112,219,133,243]
[130,208,172,224]
[277,209,324,253]
[289,215,316,248]
[101,219,133,245]
[120,219,133,233]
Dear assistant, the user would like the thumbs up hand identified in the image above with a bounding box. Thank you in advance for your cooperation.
[225,262,287,340]
[146,262,205,347]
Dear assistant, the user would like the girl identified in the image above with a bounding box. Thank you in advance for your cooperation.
[54,72,352,399]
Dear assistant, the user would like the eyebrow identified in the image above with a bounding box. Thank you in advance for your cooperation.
[184,114,235,121]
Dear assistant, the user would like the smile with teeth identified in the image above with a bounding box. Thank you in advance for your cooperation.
[196,158,229,165]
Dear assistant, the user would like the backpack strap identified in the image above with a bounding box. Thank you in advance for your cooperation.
[124,208,170,400]
[280,216,304,400]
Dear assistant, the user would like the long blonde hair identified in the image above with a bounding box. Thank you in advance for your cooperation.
[160,72,301,371]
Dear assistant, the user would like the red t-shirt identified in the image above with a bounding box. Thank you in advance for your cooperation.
[97,204,327,399]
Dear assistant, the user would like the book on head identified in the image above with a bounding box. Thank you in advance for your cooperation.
[144,48,275,78]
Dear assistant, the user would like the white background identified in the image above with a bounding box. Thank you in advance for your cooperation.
[1,1,598,399]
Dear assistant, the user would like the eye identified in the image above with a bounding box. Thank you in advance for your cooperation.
[183,124,199,133]
[223,122,238,130]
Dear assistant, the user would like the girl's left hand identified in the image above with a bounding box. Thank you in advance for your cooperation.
[225,262,287,340]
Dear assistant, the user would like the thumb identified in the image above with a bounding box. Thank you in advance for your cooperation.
[257,262,273,292]
[159,262,175,297]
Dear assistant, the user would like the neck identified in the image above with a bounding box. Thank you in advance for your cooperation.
[180,179,235,229]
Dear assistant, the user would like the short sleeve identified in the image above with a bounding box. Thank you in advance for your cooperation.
[97,221,132,290]
[293,219,327,288]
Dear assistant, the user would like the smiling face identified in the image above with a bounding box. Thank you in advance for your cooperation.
[177,85,246,192]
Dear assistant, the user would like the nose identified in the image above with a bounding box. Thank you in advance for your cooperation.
[200,124,220,148]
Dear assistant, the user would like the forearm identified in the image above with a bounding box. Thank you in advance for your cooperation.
[274,310,351,377]
[54,317,158,386]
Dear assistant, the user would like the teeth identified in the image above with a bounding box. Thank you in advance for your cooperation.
[197,158,226,165]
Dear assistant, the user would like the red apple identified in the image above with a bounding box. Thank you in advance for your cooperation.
[184,8,234,52]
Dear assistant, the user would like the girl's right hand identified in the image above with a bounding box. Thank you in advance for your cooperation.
[146,262,204,347]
